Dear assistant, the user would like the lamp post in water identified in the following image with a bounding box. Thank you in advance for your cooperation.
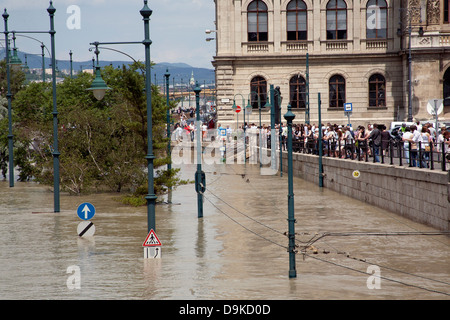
[284,104,296,278]
[2,9,15,188]
[3,2,60,213]
[164,68,172,203]
[318,93,324,188]
[194,82,205,218]
[87,1,156,232]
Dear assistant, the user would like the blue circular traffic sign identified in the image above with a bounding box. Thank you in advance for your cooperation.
[77,202,96,220]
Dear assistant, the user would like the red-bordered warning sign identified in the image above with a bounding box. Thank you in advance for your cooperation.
[142,229,162,247]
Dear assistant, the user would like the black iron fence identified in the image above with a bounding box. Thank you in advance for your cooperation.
[281,137,450,172]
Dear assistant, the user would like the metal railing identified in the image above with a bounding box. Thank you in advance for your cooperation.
[270,136,449,172]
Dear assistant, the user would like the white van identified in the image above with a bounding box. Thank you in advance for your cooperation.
[389,121,414,130]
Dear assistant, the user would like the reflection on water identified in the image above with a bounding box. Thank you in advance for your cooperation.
[0,163,449,299]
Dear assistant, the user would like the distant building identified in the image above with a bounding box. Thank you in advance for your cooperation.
[212,0,450,128]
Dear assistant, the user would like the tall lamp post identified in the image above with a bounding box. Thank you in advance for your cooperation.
[87,0,156,233]
[164,68,172,203]
[69,50,73,78]
[305,52,310,124]
[407,14,413,122]
[194,82,205,219]
[47,1,61,212]
[398,6,419,122]
[318,93,323,188]
[3,2,59,204]
[284,104,296,278]
[232,94,252,164]
[2,10,14,187]
[15,34,49,83]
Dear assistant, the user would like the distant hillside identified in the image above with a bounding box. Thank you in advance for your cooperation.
[0,49,215,86]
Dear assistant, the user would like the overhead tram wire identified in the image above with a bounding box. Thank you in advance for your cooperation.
[205,191,450,296]
[303,252,450,297]
[203,194,287,250]
[296,232,450,289]
[299,231,450,249]
[200,157,450,295]
[205,188,286,237]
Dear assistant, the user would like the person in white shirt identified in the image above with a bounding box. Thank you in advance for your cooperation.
[410,124,421,167]
[189,122,195,141]
[226,125,232,143]
[202,122,207,141]
[402,126,414,164]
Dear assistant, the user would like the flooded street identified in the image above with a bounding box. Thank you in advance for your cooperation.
[0,162,449,300]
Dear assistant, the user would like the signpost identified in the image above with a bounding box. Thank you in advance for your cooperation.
[77,221,95,237]
[427,99,443,140]
[344,103,352,127]
[235,105,241,132]
[76,202,95,238]
[143,229,162,259]
[77,203,96,220]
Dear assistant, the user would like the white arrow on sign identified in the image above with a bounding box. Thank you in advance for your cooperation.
[81,204,91,220]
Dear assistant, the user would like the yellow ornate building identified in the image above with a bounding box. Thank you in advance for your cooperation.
[212,0,450,128]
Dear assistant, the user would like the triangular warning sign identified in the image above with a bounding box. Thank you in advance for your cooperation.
[142,229,162,247]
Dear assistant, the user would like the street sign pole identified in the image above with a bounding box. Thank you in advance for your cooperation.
[344,103,352,127]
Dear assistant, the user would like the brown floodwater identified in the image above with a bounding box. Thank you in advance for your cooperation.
[0,162,449,299]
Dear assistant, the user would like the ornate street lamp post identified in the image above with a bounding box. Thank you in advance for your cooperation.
[2,9,14,187]
[164,68,172,203]
[194,82,205,218]
[284,104,296,278]
[3,2,59,208]
[87,1,156,233]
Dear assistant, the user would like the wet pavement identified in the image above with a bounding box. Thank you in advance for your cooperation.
[0,162,449,300]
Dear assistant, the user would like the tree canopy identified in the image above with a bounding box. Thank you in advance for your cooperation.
[0,61,185,204]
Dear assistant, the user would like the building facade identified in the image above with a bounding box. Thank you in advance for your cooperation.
[212,0,450,128]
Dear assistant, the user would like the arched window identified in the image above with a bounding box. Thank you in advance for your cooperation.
[287,0,307,41]
[329,75,345,108]
[326,0,347,40]
[248,1,268,42]
[366,0,387,39]
[250,76,267,108]
[443,68,450,106]
[289,75,307,109]
[368,74,386,107]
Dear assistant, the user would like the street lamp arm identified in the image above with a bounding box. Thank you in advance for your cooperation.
[89,46,139,64]
[89,41,142,46]
[15,34,51,57]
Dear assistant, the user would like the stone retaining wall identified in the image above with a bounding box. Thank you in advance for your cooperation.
[281,152,450,231]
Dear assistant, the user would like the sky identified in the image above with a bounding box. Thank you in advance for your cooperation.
[1,0,216,69]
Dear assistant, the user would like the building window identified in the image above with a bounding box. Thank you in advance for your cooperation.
[368,74,386,107]
[326,0,347,40]
[250,76,267,108]
[287,0,307,41]
[366,0,387,39]
[445,1,450,23]
[444,68,450,106]
[329,75,345,108]
[248,1,268,42]
[289,75,307,109]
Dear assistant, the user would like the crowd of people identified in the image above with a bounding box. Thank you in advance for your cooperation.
[171,112,450,169]
[235,121,450,168]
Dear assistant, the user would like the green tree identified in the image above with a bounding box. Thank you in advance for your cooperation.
[10,63,184,201]
[0,59,27,180]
